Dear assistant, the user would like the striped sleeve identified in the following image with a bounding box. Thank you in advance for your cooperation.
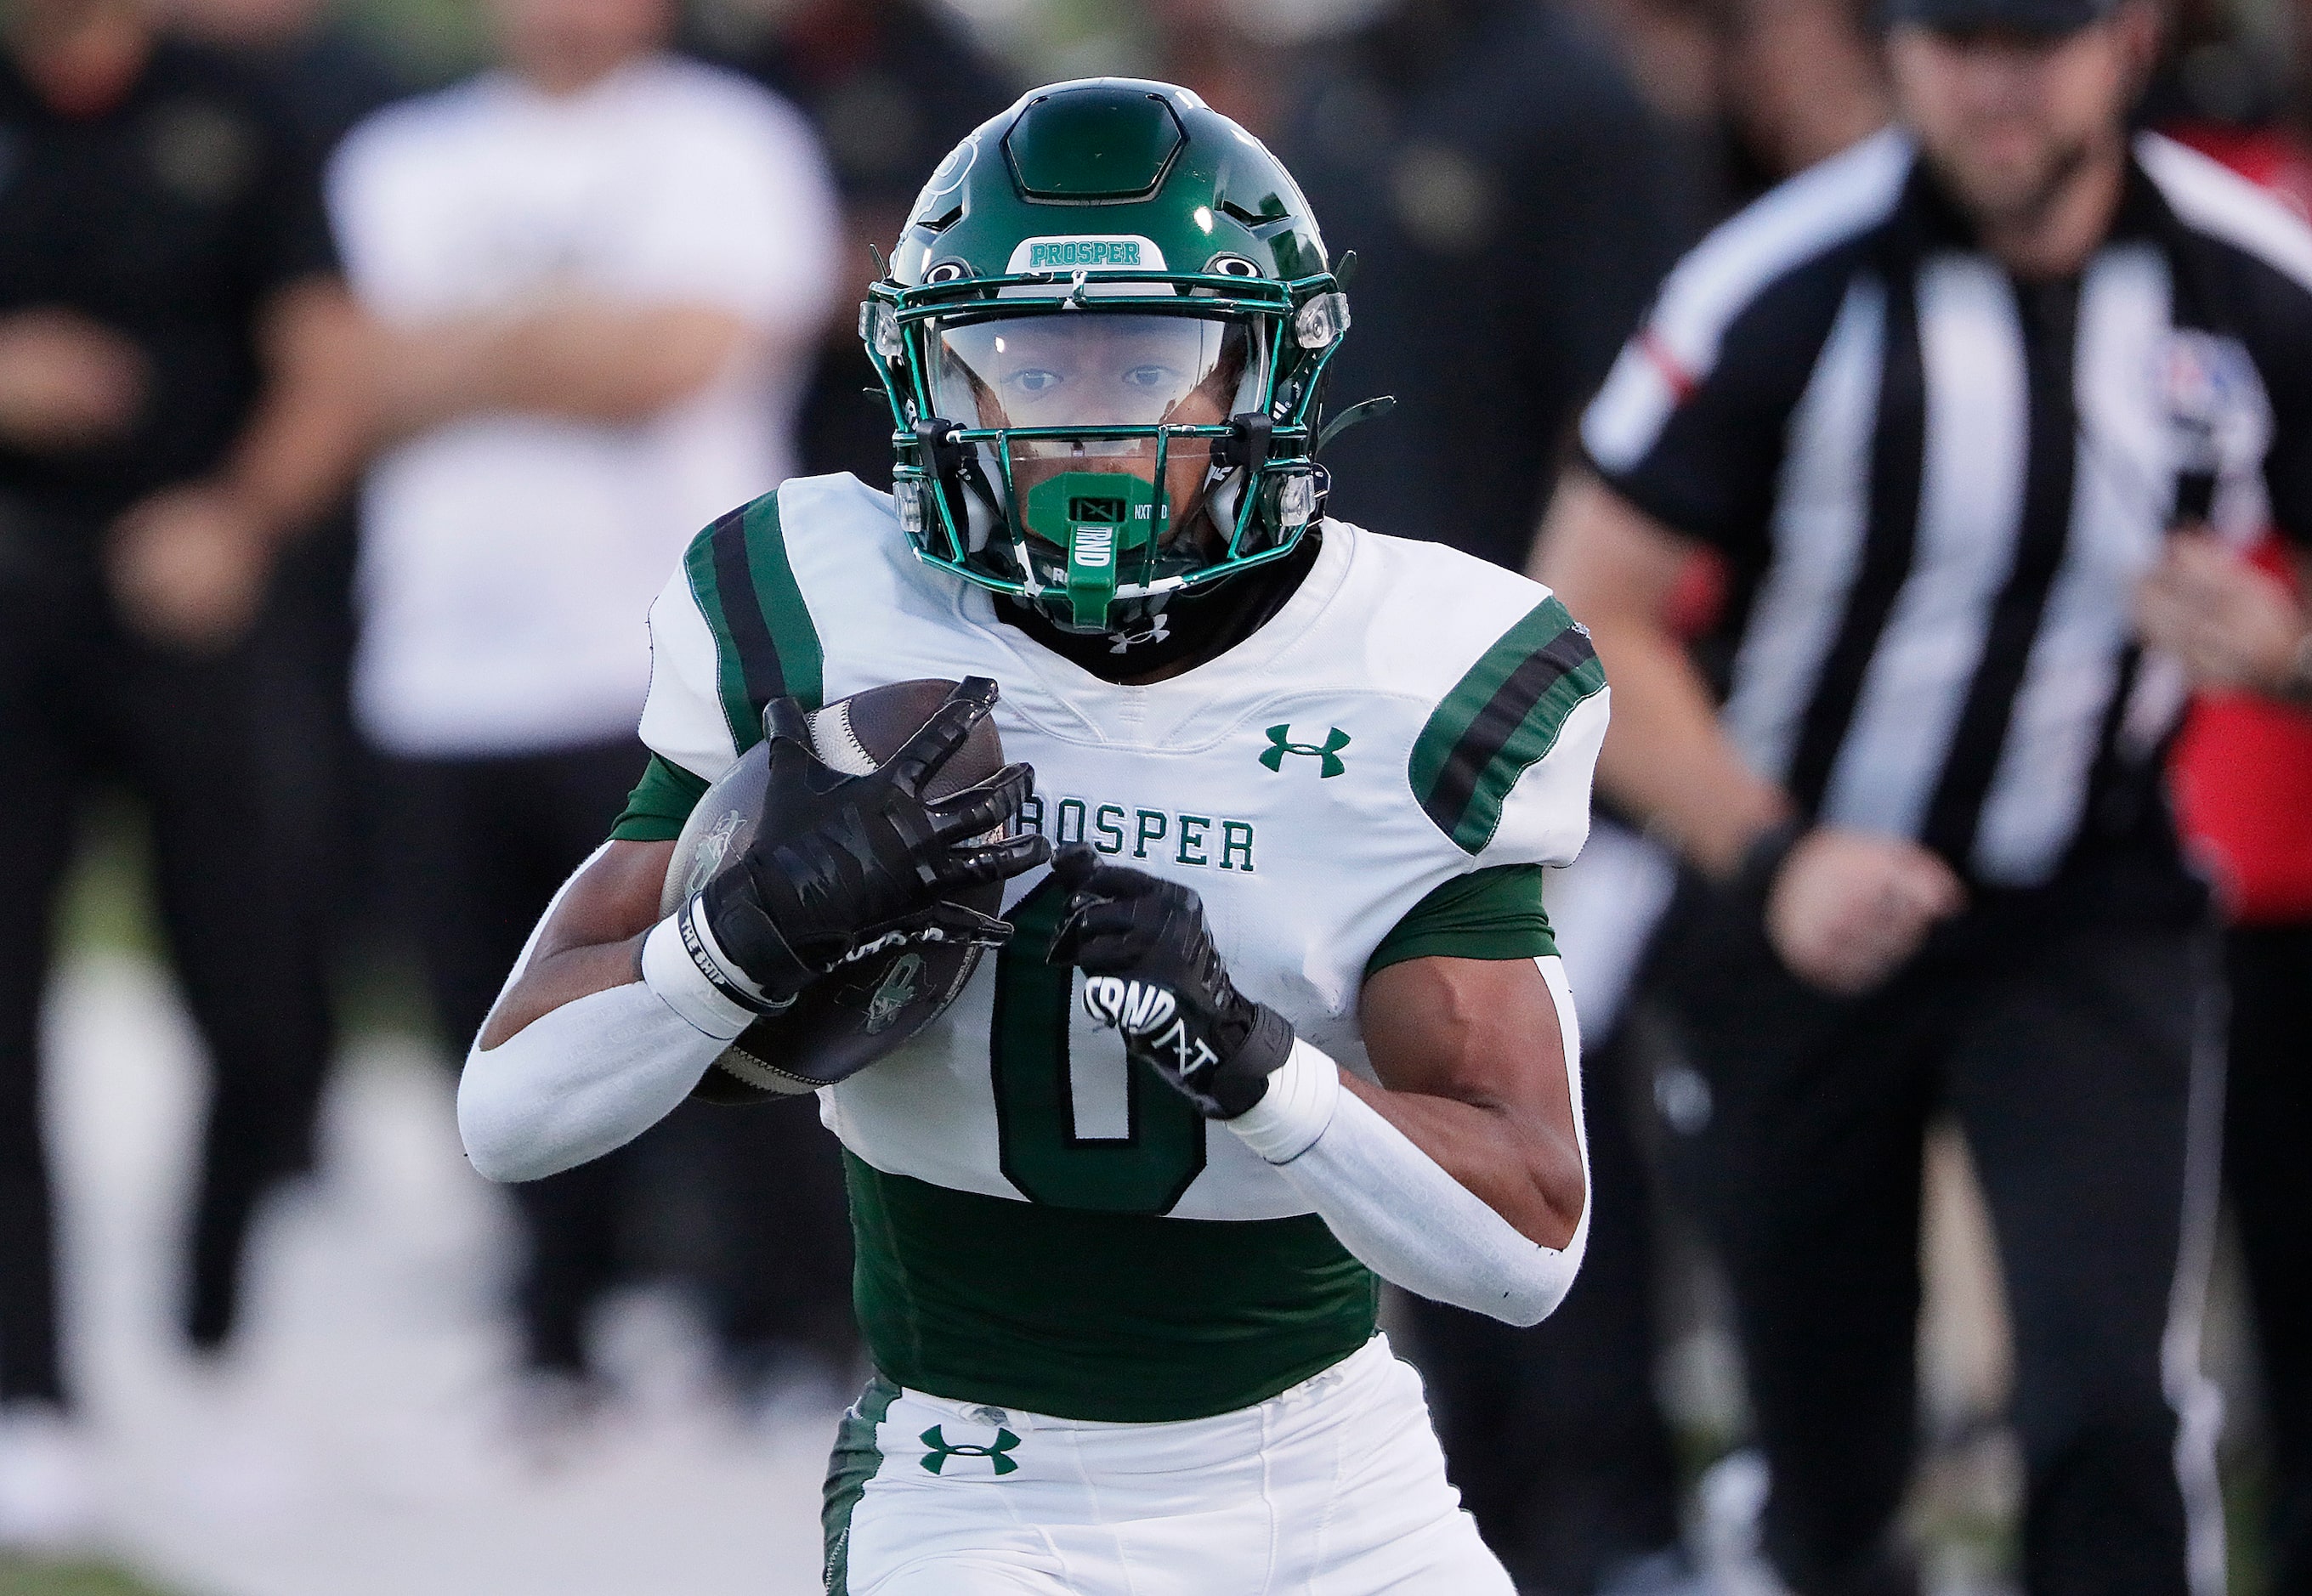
[1580,131,1907,555]
[1409,595,1609,861]
[637,489,827,785]
[2136,133,2312,549]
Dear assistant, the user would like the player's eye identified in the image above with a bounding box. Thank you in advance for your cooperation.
[1010,368,1062,396]
[1120,364,1180,392]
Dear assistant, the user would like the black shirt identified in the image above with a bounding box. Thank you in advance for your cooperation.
[0,36,338,535]
[1582,130,2312,913]
[243,25,406,157]
[1275,0,1702,571]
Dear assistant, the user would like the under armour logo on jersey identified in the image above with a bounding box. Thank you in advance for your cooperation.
[1261,725,1351,778]
[920,1425,1021,1475]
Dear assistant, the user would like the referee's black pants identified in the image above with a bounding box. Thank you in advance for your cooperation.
[1658,894,2217,1596]
[0,552,337,1406]
[2224,923,2312,1596]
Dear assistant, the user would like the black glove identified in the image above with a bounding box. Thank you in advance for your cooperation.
[701,676,1049,1004]
[1046,843,1294,1118]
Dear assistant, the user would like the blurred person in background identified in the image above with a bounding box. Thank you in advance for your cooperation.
[0,0,369,1545]
[1275,0,1698,570]
[2144,458,2312,1596]
[168,0,411,907]
[326,0,837,1440]
[1272,4,1703,1588]
[700,0,1014,486]
[167,0,402,148]
[1714,0,1890,193]
[2137,20,2312,1585]
[158,0,410,1337]
[1581,0,1890,211]
[1538,0,2312,1584]
[1135,0,1292,137]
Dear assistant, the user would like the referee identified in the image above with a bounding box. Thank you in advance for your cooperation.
[1534,0,2312,1587]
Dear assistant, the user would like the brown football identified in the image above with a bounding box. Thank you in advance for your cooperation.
[660,679,1006,1103]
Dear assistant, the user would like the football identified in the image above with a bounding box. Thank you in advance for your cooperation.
[660,679,1009,1102]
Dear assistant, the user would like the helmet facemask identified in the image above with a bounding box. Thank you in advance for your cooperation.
[924,310,1267,632]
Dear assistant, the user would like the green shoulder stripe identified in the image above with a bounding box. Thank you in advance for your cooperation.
[1410,596,1606,855]
[682,491,825,751]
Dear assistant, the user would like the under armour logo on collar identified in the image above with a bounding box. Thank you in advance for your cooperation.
[1108,618,1171,654]
[920,1424,1021,1475]
[1261,724,1350,778]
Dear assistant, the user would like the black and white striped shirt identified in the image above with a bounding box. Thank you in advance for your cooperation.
[1583,129,2312,897]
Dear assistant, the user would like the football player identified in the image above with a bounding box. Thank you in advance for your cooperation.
[456,79,1606,1594]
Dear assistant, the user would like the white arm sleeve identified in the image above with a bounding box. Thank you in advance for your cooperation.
[458,982,725,1184]
[456,846,733,1184]
[1227,956,1590,1327]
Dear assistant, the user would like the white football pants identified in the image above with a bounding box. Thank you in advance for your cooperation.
[824,1333,1512,1595]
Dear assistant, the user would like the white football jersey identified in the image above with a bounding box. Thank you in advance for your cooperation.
[631,473,1606,1420]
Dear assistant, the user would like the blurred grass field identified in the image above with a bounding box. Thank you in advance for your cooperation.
[0,1559,179,1596]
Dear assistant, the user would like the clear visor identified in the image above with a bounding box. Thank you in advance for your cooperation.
[931,314,1261,436]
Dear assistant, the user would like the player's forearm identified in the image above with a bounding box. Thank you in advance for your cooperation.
[1229,1044,1590,1327]
[459,981,723,1181]
[375,299,754,437]
[1338,1072,1584,1248]
[460,842,744,1181]
[478,937,649,1050]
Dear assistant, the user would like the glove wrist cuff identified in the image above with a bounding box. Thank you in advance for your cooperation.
[641,900,794,1040]
[698,874,819,1001]
[1227,1039,1340,1163]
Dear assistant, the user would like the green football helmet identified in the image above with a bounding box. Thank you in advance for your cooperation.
[861,78,1353,637]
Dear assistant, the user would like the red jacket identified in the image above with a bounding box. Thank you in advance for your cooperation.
[2164,123,2312,924]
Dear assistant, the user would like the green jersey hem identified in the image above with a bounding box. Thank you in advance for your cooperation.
[1366,864,1557,977]
[821,1377,898,1596]
[847,1153,1378,1423]
[609,754,710,842]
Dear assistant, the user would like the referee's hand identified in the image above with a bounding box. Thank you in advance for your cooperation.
[2136,530,2312,705]
[1764,828,1965,996]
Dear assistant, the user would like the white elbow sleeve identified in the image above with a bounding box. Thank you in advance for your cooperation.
[457,979,728,1183]
[456,850,734,1183]
[1226,958,1590,1327]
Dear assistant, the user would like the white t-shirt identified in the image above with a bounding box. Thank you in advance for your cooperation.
[330,54,839,756]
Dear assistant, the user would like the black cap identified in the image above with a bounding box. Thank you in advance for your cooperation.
[1881,0,2119,36]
